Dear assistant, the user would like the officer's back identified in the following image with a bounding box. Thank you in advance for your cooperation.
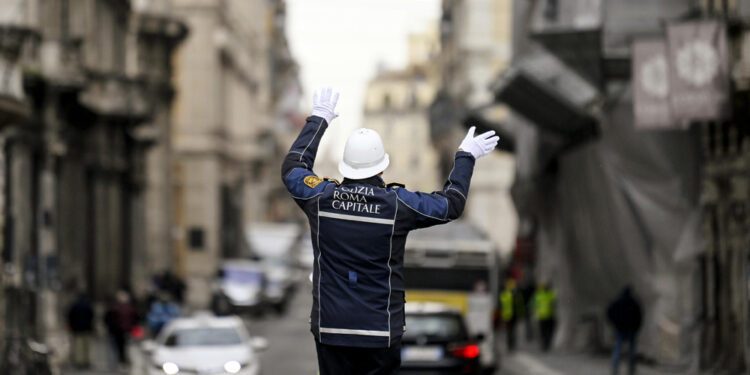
[281,87,499,374]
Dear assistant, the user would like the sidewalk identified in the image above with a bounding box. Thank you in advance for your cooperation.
[60,335,146,375]
[501,350,680,375]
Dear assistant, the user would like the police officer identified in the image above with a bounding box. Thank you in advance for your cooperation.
[282,88,499,375]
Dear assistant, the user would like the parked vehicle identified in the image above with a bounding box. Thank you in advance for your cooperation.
[212,260,267,316]
[246,223,304,314]
[142,314,268,375]
[260,257,296,314]
[400,302,482,375]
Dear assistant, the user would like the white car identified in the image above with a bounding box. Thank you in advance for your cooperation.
[214,260,267,315]
[143,314,268,375]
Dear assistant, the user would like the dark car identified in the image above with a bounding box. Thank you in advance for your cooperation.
[400,302,482,375]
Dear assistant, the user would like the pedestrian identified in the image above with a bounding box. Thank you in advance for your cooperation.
[606,286,643,375]
[519,280,536,341]
[104,290,137,366]
[67,292,94,369]
[281,87,498,375]
[147,293,181,336]
[160,270,187,304]
[533,282,556,351]
[500,279,524,351]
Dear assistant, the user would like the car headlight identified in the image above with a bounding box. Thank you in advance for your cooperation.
[224,360,242,374]
[162,362,180,375]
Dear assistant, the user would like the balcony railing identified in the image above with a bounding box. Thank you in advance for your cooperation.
[0,0,39,126]
[0,0,31,27]
[132,0,173,16]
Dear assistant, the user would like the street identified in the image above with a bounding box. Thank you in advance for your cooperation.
[245,283,318,375]
[2,1,749,374]
[62,282,318,375]
[58,282,684,375]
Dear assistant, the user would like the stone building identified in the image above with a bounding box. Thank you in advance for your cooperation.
[433,0,518,255]
[456,0,750,372]
[362,27,440,191]
[0,0,187,366]
[171,0,299,308]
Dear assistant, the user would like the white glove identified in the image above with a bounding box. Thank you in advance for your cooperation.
[459,126,499,159]
[312,87,340,124]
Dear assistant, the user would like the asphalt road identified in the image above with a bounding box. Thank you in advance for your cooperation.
[245,282,319,375]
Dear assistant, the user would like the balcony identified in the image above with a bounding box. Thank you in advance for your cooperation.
[0,93,30,127]
[529,0,695,86]
[0,4,40,128]
[529,0,603,87]
[490,54,599,153]
[79,72,152,122]
[39,38,87,89]
[132,0,173,15]
[134,0,187,42]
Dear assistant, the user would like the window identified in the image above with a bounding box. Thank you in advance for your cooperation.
[188,227,205,250]
[383,94,392,109]
[165,328,243,347]
[403,314,467,340]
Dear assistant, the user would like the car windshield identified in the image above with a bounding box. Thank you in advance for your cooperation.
[223,268,262,283]
[164,328,243,347]
[403,314,467,340]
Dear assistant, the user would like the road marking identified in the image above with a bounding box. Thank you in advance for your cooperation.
[513,353,565,375]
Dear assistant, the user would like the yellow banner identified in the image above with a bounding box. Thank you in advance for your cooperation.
[406,290,469,315]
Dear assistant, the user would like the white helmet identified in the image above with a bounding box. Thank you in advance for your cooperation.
[338,128,390,179]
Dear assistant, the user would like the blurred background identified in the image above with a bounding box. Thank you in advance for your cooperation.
[0,0,748,374]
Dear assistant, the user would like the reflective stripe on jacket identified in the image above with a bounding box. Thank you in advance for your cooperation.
[281,116,475,348]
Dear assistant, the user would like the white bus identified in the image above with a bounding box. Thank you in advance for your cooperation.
[404,221,500,372]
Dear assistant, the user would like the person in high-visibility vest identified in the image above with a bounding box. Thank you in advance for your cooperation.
[533,282,557,351]
[500,279,524,351]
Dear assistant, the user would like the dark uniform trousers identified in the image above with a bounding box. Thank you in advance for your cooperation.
[315,340,402,375]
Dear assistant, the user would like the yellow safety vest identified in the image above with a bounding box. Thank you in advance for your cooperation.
[500,290,515,322]
[534,290,556,321]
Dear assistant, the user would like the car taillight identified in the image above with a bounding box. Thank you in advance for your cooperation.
[450,344,480,359]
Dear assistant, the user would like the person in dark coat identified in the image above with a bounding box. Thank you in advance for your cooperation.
[607,286,643,375]
[67,293,94,369]
[159,270,187,304]
[105,291,137,365]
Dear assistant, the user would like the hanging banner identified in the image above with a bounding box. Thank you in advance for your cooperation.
[633,39,674,128]
[666,20,730,124]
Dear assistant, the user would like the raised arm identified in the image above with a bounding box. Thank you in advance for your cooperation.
[281,115,329,178]
[281,88,340,202]
[281,88,339,178]
[396,126,499,229]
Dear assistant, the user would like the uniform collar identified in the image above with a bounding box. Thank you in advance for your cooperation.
[342,175,386,188]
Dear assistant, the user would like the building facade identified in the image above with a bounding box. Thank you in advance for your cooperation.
[483,0,750,372]
[434,0,518,255]
[362,27,440,191]
[171,0,299,308]
[0,0,187,369]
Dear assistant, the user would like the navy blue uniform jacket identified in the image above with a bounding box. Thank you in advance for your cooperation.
[281,116,476,348]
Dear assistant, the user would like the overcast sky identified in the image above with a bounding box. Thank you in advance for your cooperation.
[286,0,440,171]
